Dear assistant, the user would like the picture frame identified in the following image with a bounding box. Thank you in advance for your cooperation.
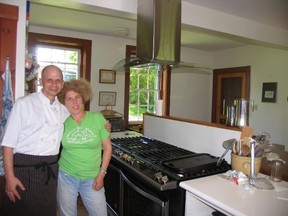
[99,69,116,84]
[262,82,277,103]
[99,91,117,106]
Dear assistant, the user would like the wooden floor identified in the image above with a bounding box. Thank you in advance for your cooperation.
[76,197,89,216]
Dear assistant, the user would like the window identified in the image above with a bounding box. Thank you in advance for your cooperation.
[36,46,80,81]
[124,45,171,129]
[28,33,91,81]
[129,66,160,123]
[28,32,92,110]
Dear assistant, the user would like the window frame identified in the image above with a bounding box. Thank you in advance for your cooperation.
[28,32,92,110]
[124,45,171,129]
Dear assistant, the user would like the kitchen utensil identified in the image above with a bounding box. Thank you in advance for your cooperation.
[232,141,237,154]
[240,126,254,139]
[237,139,243,155]
[249,141,274,190]
[217,139,237,166]
[254,131,270,144]
[254,144,264,157]
[243,136,250,147]
[241,144,250,156]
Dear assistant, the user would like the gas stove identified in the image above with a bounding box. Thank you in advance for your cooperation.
[111,136,230,191]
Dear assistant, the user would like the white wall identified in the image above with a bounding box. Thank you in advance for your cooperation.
[144,115,241,163]
[170,46,213,122]
[213,45,288,149]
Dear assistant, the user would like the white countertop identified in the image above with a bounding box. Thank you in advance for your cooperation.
[180,174,288,216]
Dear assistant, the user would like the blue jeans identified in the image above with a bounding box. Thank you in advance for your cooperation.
[57,170,107,216]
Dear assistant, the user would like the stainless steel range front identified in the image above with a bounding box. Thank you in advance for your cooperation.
[105,135,230,216]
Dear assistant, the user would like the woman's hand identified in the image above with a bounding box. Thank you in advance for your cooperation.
[104,120,112,132]
[92,173,105,191]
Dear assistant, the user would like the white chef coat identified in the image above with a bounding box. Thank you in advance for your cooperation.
[1,91,69,155]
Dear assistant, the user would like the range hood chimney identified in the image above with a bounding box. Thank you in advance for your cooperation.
[137,0,181,65]
[113,0,209,70]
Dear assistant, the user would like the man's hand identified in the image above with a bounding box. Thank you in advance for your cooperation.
[3,146,25,203]
[5,176,25,203]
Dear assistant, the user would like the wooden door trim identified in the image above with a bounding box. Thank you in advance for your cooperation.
[212,66,250,123]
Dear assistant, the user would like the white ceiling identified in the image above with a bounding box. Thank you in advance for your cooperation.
[186,0,288,29]
[29,0,288,51]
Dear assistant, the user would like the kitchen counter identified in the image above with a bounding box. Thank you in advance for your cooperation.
[260,145,288,182]
[180,174,288,216]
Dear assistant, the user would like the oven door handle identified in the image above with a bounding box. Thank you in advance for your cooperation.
[120,170,167,206]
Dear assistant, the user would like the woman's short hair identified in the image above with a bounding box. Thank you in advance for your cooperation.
[58,78,92,104]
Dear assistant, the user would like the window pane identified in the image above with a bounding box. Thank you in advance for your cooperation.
[34,46,80,92]
[138,72,147,89]
[130,70,138,89]
[36,46,80,81]
[129,66,160,123]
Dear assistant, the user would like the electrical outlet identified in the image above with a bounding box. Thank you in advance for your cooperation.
[254,105,258,111]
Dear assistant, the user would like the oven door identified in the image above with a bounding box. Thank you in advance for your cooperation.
[120,170,169,216]
[105,162,121,216]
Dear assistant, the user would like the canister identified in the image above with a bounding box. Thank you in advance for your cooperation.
[234,98,249,127]
[226,105,236,126]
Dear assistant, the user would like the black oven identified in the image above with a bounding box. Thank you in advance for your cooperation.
[105,159,185,216]
[105,136,230,216]
[105,162,120,216]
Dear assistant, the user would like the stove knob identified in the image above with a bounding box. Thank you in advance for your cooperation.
[122,153,128,160]
[130,158,136,166]
[126,156,132,163]
[115,149,123,157]
[155,172,162,182]
[161,175,169,184]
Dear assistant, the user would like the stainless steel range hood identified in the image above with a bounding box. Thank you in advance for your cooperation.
[113,0,209,70]
[136,0,181,65]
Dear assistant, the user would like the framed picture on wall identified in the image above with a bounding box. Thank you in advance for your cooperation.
[99,91,117,106]
[99,69,116,84]
[262,82,277,103]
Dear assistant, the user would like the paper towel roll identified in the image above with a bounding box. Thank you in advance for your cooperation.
[155,100,163,116]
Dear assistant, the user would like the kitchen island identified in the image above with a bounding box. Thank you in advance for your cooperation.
[180,174,288,216]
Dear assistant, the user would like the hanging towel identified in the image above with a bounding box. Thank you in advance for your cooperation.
[0,57,14,176]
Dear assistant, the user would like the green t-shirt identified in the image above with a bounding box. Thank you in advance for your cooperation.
[59,112,110,179]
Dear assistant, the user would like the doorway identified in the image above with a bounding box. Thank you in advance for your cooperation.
[211,66,250,125]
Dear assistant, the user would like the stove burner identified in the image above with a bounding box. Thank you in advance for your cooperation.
[111,136,230,190]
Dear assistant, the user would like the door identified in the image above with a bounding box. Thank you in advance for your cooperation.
[212,66,250,125]
[105,161,121,216]
[120,170,169,216]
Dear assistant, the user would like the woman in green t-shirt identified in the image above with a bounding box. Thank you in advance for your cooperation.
[57,79,112,216]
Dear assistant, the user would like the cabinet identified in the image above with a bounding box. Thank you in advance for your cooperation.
[0,3,18,116]
[211,66,250,125]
